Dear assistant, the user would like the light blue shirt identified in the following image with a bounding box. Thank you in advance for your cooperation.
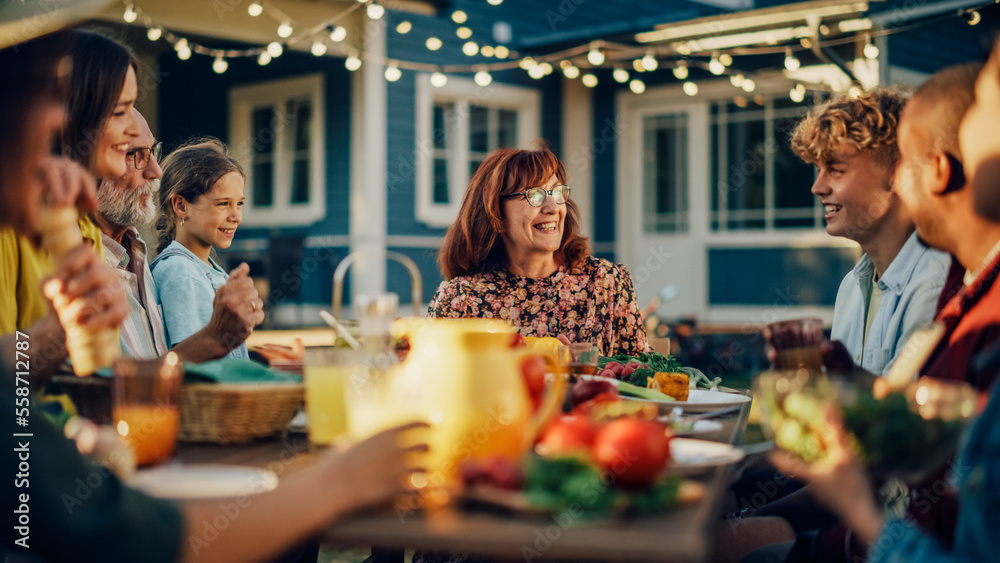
[830,232,950,375]
[150,240,249,361]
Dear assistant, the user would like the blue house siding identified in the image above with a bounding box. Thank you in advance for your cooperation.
[708,247,859,306]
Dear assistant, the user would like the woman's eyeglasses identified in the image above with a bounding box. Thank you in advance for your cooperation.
[127,141,163,170]
[502,184,571,207]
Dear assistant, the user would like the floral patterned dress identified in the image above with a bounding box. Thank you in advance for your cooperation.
[428,255,650,356]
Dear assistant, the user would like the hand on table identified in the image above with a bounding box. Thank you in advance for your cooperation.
[42,244,127,332]
[205,263,264,351]
[325,421,430,510]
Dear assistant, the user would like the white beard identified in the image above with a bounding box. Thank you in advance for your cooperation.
[98,177,160,227]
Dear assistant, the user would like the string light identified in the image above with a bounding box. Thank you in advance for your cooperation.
[462,41,479,56]
[266,41,283,57]
[123,4,137,23]
[311,41,327,56]
[632,59,645,73]
[330,26,347,42]
[487,0,503,5]
[257,51,272,65]
[672,61,688,80]
[613,67,629,83]
[345,54,362,71]
[494,46,509,58]
[582,74,598,87]
[146,27,161,41]
[719,53,733,66]
[367,2,385,19]
[175,38,191,60]
[426,37,442,51]
[456,27,472,39]
[396,21,411,34]
[629,79,646,94]
[519,57,536,70]
[212,55,228,73]
[784,48,800,71]
[641,51,658,71]
[247,2,263,17]
[539,62,553,75]
[708,54,725,75]
[967,10,982,25]
[790,83,806,102]
[741,78,756,92]
[528,64,545,79]
[683,81,698,96]
[481,46,495,57]
[384,62,401,82]
[864,35,879,59]
[563,64,580,79]
[277,23,293,38]
[451,10,467,24]
[730,73,744,87]
[430,72,448,87]
[587,43,605,66]
[474,69,492,86]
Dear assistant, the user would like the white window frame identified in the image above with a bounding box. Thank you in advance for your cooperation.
[229,74,325,227]
[415,74,541,227]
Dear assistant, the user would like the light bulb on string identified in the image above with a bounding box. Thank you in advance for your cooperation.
[212,55,228,74]
[613,67,629,83]
[587,43,604,66]
[487,0,502,5]
[641,51,658,71]
[582,74,598,88]
[528,64,545,79]
[426,37,442,51]
[481,46,495,57]
[539,62,553,75]
[395,21,411,34]
[629,79,646,94]
[456,27,472,39]
[367,2,385,20]
[784,48,800,71]
[462,41,479,56]
[683,81,698,96]
[709,54,725,75]
[330,26,347,42]
[741,78,756,92]
[967,11,982,25]
[730,73,744,87]
[175,39,191,61]
[519,57,535,70]
[494,46,509,58]
[277,23,293,38]
[790,83,806,103]
[311,41,327,56]
[257,51,272,65]
[430,72,448,87]
[247,2,263,17]
[474,69,492,86]
[563,64,580,79]
[123,4,137,23]
[451,10,467,24]
[632,59,645,73]
[672,61,688,80]
[267,41,283,57]
[146,27,161,41]
[719,53,733,66]
[345,54,362,71]
[864,41,879,60]
[384,63,401,82]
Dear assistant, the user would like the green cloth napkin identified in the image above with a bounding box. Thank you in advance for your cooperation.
[183,358,302,384]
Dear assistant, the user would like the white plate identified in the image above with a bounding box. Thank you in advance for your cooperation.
[660,416,725,437]
[130,464,279,499]
[670,438,744,473]
[623,388,751,413]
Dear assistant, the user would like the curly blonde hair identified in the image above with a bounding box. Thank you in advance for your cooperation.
[791,87,909,170]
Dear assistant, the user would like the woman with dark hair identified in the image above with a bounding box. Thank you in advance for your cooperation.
[151,137,251,359]
[429,144,649,356]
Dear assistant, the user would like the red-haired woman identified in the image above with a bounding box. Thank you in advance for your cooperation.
[428,144,650,356]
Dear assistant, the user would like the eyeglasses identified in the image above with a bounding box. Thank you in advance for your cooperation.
[501,184,571,207]
[127,141,163,170]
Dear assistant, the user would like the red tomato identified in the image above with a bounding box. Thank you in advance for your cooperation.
[520,354,547,410]
[510,333,527,348]
[536,415,597,457]
[592,419,671,488]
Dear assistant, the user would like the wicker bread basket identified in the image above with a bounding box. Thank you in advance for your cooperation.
[178,382,304,445]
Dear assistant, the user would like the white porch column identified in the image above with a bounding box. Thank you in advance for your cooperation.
[562,79,594,239]
[349,20,389,307]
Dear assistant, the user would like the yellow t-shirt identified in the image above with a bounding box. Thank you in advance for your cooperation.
[0,216,105,333]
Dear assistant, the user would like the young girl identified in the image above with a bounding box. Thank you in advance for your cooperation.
[151,138,249,360]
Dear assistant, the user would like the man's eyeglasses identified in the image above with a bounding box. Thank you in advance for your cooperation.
[501,184,571,207]
[127,141,163,170]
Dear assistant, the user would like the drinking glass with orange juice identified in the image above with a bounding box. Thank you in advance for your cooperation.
[113,353,182,467]
[303,346,360,449]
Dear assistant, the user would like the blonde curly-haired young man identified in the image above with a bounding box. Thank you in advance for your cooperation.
[790,87,950,375]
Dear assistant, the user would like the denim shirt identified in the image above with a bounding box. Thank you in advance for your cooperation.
[870,375,1000,563]
[150,240,249,361]
[831,233,950,375]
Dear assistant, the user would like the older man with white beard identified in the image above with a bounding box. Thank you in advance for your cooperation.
[95,110,264,361]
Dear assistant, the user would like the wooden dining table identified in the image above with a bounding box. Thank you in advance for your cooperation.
[175,390,753,563]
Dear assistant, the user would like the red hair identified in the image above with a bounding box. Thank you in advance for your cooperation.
[437,144,590,279]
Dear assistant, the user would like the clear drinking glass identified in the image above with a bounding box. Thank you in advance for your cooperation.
[303,346,360,449]
[113,353,182,467]
[558,342,599,383]
[765,318,824,370]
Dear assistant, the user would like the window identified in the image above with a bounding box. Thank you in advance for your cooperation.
[230,74,325,226]
[710,95,823,231]
[643,113,689,233]
[416,75,540,227]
